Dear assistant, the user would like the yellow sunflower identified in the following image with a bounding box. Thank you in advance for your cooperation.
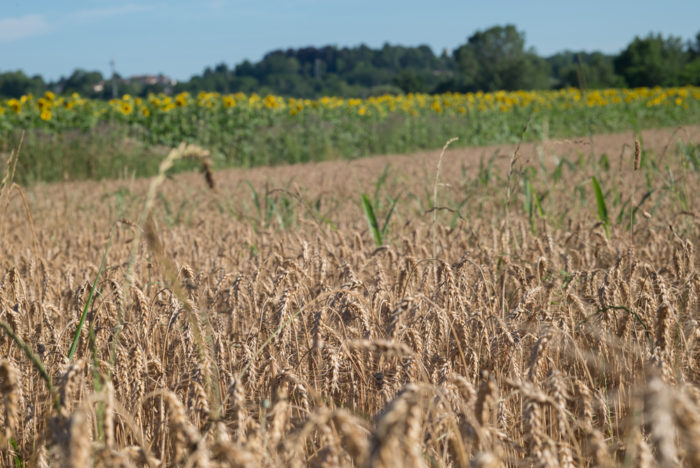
[120,101,134,115]
[222,96,236,108]
[175,93,188,107]
[8,98,21,113]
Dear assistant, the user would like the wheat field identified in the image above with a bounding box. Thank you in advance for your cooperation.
[1,126,699,467]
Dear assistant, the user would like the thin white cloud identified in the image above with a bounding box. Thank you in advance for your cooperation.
[0,5,151,43]
[0,15,50,42]
[66,4,153,22]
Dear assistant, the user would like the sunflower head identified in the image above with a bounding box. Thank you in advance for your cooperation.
[175,93,188,107]
[120,101,134,115]
[222,96,236,108]
[8,98,21,113]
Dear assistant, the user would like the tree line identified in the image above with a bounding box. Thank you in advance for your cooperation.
[2,25,699,99]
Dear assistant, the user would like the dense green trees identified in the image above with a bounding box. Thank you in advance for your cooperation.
[452,25,550,91]
[171,27,700,96]
[174,44,451,97]
[54,69,105,96]
[614,34,688,87]
[684,33,700,85]
[0,70,45,97]
[547,51,623,89]
[1,26,698,98]
[613,32,700,87]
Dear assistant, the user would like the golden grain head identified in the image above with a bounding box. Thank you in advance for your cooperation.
[0,127,697,466]
[634,137,642,170]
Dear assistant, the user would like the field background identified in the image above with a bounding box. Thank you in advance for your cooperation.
[2,86,698,184]
[1,122,699,466]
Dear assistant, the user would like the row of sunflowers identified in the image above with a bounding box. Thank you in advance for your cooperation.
[1,86,698,183]
[2,87,698,129]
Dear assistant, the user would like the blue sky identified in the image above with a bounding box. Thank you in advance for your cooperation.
[2,0,699,82]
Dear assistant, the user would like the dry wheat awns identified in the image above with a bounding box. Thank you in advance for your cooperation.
[0,126,698,466]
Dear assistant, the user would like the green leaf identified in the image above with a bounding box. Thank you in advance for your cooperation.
[374,163,391,208]
[10,437,22,467]
[681,142,699,171]
[450,197,471,229]
[616,199,631,225]
[245,181,261,221]
[68,229,114,361]
[523,177,533,218]
[534,189,546,217]
[381,194,401,240]
[361,194,382,246]
[591,176,609,235]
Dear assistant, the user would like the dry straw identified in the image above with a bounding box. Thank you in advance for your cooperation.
[432,137,458,258]
[0,359,20,443]
[0,126,697,465]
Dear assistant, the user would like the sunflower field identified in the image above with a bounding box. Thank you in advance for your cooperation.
[1,87,699,182]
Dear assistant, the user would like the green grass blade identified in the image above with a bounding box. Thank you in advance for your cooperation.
[450,197,471,229]
[265,193,275,226]
[0,321,59,410]
[534,188,546,217]
[523,179,533,216]
[361,193,382,246]
[374,163,391,208]
[245,181,261,221]
[380,194,400,241]
[68,228,114,361]
[682,143,699,171]
[591,176,609,234]
[9,438,22,467]
[616,199,631,225]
